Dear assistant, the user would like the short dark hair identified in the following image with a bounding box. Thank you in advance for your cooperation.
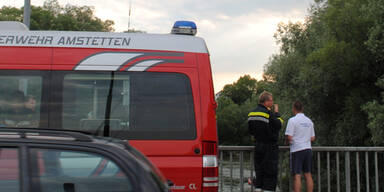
[293,101,303,112]
[259,91,272,104]
[9,90,25,103]
[26,95,35,101]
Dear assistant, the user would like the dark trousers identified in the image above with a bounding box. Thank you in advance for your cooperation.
[253,142,278,191]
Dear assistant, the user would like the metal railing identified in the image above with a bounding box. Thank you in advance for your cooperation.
[218,146,384,192]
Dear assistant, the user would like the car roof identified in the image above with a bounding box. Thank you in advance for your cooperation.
[0,127,164,174]
[0,128,149,163]
[0,128,148,160]
[0,128,124,145]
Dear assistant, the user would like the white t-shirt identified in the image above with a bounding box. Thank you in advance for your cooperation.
[285,113,315,153]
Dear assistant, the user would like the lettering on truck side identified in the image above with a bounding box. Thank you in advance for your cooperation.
[0,35,131,47]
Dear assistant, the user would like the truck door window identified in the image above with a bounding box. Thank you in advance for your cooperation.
[0,148,19,192]
[62,74,130,136]
[0,74,43,128]
[30,148,133,192]
[60,72,196,140]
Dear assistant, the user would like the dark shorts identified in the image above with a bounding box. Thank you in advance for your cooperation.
[290,149,312,175]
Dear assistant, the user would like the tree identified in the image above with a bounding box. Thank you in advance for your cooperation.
[0,6,22,21]
[217,75,273,145]
[0,0,114,31]
[216,96,249,145]
[364,0,384,63]
[361,0,384,146]
[220,75,258,105]
[362,76,384,145]
[264,0,384,146]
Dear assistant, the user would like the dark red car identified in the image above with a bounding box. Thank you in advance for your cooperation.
[0,128,169,192]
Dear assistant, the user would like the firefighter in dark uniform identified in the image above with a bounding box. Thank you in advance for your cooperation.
[248,91,283,192]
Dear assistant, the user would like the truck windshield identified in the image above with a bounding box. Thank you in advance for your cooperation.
[0,71,196,140]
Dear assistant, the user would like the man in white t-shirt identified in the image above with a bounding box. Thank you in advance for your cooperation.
[285,101,315,192]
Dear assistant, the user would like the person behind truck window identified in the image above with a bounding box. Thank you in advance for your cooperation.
[0,98,7,127]
[285,101,315,192]
[247,91,283,192]
[24,95,37,112]
[2,90,26,127]
[23,95,39,126]
[2,91,38,127]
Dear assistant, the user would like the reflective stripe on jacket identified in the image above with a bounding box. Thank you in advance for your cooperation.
[248,104,282,144]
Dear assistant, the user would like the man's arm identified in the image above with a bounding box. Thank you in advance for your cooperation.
[284,118,294,145]
[310,121,315,142]
[286,135,293,145]
[270,104,283,131]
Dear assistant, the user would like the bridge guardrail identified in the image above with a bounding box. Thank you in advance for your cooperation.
[218,146,384,192]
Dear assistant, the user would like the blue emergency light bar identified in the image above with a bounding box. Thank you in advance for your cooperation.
[171,21,197,36]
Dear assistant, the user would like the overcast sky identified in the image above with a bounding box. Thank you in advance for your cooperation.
[1,0,314,92]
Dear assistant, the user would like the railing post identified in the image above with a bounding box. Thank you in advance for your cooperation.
[317,152,321,192]
[230,151,233,192]
[327,152,330,192]
[280,151,286,192]
[374,152,378,192]
[345,151,351,192]
[366,152,370,192]
[240,151,244,192]
[288,152,292,192]
[356,152,360,192]
[278,151,282,191]
[220,150,223,191]
[250,150,254,191]
[336,152,340,192]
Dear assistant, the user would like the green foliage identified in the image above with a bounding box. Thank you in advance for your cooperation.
[0,0,114,31]
[217,75,273,145]
[364,0,384,62]
[0,6,22,21]
[217,97,249,145]
[362,76,384,145]
[264,0,384,146]
[221,75,258,105]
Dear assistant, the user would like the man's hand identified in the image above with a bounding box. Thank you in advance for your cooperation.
[311,136,315,142]
[286,135,293,145]
[273,104,279,113]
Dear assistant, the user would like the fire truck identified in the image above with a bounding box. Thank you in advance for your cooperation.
[0,21,218,192]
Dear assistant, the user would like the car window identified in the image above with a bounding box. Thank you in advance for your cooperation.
[0,148,19,192]
[30,148,133,192]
